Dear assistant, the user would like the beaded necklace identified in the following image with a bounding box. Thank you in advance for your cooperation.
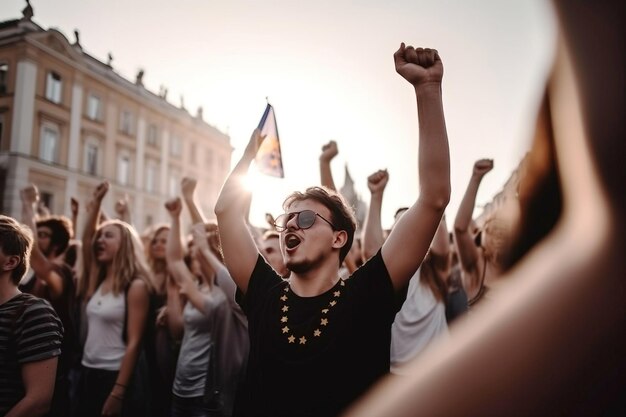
[279,279,345,345]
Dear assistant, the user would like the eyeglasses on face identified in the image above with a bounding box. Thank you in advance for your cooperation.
[273,210,336,232]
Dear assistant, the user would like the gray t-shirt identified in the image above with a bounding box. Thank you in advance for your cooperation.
[390,268,448,373]
[172,281,228,398]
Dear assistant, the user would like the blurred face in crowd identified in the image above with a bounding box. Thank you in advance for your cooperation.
[150,228,168,261]
[260,235,288,278]
[36,226,54,257]
[95,224,122,264]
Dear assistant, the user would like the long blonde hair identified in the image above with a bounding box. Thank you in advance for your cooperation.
[81,219,154,300]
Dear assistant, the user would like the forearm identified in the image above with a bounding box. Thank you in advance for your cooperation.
[214,150,254,217]
[455,176,482,232]
[183,194,206,225]
[416,84,451,209]
[110,342,141,399]
[362,193,385,259]
[199,248,237,298]
[166,216,185,263]
[21,208,56,284]
[180,279,210,314]
[319,159,336,191]
[6,397,50,417]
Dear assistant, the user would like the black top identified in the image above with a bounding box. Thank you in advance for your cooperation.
[235,250,394,417]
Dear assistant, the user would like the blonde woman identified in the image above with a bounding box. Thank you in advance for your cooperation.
[76,181,154,417]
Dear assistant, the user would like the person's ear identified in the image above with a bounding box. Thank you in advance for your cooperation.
[332,230,348,250]
[2,255,20,273]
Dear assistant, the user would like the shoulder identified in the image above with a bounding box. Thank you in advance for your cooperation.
[248,255,282,292]
[14,295,63,363]
[127,279,150,301]
[20,294,59,320]
[350,250,389,281]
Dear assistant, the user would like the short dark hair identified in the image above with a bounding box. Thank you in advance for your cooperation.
[36,215,73,256]
[0,215,34,285]
[283,186,357,265]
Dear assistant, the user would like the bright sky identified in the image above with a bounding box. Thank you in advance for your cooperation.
[1,0,557,228]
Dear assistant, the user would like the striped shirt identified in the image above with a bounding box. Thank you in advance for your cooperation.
[0,293,63,415]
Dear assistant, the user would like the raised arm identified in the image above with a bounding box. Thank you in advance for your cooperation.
[214,128,265,294]
[181,177,207,225]
[453,159,493,273]
[361,170,389,260]
[382,44,451,290]
[190,223,237,299]
[20,185,64,298]
[430,215,451,273]
[165,274,184,341]
[70,197,79,239]
[319,140,339,191]
[81,181,109,289]
[114,194,132,225]
[164,198,209,314]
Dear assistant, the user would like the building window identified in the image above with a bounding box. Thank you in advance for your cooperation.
[117,155,131,185]
[40,191,54,212]
[0,63,8,95]
[169,135,182,157]
[87,94,102,121]
[168,171,180,197]
[119,110,134,136]
[85,143,99,175]
[40,126,59,163]
[45,71,62,104]
[146,160,158,193]
[147,124,158,146]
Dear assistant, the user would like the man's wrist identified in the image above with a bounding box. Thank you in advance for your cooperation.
[414,82,442,98]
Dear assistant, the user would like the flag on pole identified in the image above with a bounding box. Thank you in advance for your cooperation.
[255,103,284,178]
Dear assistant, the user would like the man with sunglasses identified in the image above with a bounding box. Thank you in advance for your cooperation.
[215,43,450,417]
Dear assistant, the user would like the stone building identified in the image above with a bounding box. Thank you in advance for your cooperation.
[0,4,231,234]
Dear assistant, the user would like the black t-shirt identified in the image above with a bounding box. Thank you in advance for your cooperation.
[235,250,394,417]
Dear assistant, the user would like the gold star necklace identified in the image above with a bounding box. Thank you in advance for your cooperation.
[279,279,345,345]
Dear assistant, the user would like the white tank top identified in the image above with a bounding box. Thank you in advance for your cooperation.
[82,284,126,370]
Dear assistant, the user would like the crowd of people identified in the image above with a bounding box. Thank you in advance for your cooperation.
[1,2,624,415]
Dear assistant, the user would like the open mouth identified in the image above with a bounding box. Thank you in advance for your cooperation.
[285,234,301,250]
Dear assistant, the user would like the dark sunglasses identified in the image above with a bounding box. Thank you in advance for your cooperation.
[273,210,335,232]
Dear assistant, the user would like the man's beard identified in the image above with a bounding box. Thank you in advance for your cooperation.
[285,258,310,274]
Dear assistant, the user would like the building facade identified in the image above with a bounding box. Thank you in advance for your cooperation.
[0,8,232,235]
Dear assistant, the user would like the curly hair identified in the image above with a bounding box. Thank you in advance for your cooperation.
[36,215,73,256]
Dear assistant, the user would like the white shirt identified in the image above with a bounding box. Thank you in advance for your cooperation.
[82,284,126,370]
[390,268,449,374]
